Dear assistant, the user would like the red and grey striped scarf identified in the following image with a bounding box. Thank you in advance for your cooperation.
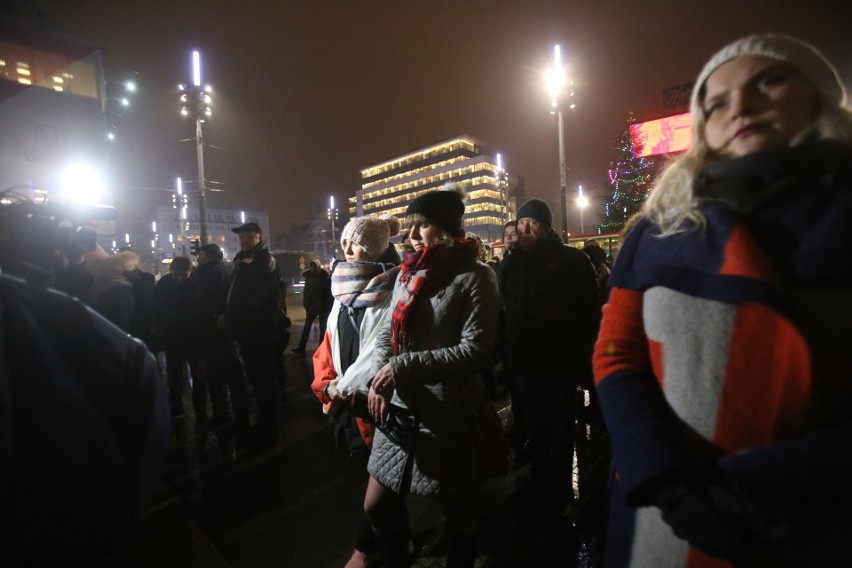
[331,261,398,308]
[391,237,478,355]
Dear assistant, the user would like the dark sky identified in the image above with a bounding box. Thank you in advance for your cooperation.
[9,0,852,239]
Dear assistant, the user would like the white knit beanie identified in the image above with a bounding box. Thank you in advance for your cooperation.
[691,34,847,117]
[340,215,394,260]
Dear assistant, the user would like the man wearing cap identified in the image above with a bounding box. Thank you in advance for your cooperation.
[498,198,600,518]
[224,222,282,443]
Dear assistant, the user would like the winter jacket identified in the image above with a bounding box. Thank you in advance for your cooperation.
[225,242,281,345]
[0,273,170,564]
[594,141,852,567]
[499,232,600,375]
[368,258,499,498]
[188,258,231,355]
[152,273,195,353]
[302,266,331,314]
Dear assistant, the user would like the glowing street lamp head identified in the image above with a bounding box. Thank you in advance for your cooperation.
[240,210,246,223]
[192,50,201,87]
[547,44,566,99]
[496,153,503,171]
[59,163,105,203]
[176,177,183,195]
[330,196,335,209]
[125,80,136,92]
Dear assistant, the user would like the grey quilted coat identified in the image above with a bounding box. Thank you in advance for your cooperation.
[368,257,499,498]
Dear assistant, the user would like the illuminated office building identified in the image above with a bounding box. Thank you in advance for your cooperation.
[349,135,512,242]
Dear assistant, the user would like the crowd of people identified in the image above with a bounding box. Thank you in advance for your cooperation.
[0,31,849,568]
[305,33,852,568]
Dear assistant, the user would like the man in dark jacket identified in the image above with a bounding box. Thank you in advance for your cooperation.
[153,256,195,420]
[223,223,282,444]
[498,198,600,518]
[188,244,248,435]
[292,260,331,355]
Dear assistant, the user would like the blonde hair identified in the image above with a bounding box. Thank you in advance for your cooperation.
[644,77,852,236]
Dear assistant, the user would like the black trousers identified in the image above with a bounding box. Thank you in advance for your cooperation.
[238,341,280,433]
[507,353,578,506]
[297,310,326,350]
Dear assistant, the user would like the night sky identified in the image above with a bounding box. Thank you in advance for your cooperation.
[8,0,852,242]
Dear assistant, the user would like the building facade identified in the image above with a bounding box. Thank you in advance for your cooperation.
[350,135,513,242]
[154,205,270,262]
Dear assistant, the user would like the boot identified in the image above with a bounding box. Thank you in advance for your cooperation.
[446,528,477,568]
[373,530,410,568]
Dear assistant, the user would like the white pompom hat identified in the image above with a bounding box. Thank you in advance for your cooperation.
[691,34,846,117]
[340,215,395,260]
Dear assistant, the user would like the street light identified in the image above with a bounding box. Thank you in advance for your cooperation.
[546,44,575,241]
[104,76,138,141]
[178,50,213,244]
[576,184,589,235]
[327,195,339,261]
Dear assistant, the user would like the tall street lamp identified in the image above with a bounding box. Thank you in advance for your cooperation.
[576,184,589,235]
[179,50,213,244]
[327,195,339,261]
[496,153,509,225]
[173,176,189,257]
[546,44,575,241]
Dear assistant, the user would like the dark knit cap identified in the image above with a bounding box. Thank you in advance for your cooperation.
[406,186,466,236]
[517,199,552,228]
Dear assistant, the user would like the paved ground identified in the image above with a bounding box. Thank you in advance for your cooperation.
[103,298,586,568]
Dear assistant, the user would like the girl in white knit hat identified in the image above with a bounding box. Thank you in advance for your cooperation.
[310,214,401,568]
[594,34,852,566]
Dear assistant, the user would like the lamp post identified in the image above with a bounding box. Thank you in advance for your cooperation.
[546,44,575,241]
[173,176,189,257]
[496,153,509,225]
[576,184,589,235]
[179,50,213,245]
[327,195,339,261]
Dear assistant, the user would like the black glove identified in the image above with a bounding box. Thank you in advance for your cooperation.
[652,471,785,561]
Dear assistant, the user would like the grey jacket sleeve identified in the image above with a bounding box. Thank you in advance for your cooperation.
[370,293,396,379]
[390,264,499,386]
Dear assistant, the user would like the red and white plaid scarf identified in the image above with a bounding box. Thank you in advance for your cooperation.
[391,237,478,355]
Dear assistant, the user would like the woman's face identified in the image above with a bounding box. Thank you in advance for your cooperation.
[702,56,819,159]
[408,221,441,250]
[342,239,371,262]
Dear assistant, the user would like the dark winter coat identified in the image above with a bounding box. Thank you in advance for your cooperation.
[498,232,600,376]
[301,265,331,314]
[0,273,170,564]
[188,258,231,354]
[152,273,195,353]
[225,242,281,345]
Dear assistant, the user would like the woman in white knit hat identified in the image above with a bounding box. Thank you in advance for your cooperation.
[593,34,852,566]
[311,214,401,568]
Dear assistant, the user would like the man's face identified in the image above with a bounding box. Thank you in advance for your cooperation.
[238,231,261,252]
[517,217,548,250]
[503,225,518,246]
[196,251,210,266]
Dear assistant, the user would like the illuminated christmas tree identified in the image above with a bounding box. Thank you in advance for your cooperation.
[598,113,654,234]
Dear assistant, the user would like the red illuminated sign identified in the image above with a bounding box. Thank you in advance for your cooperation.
[630,112,693,157]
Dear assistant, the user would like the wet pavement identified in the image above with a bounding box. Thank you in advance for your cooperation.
[104,298,583,568]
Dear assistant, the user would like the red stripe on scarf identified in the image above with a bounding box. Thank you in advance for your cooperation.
[391,237,478,355]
